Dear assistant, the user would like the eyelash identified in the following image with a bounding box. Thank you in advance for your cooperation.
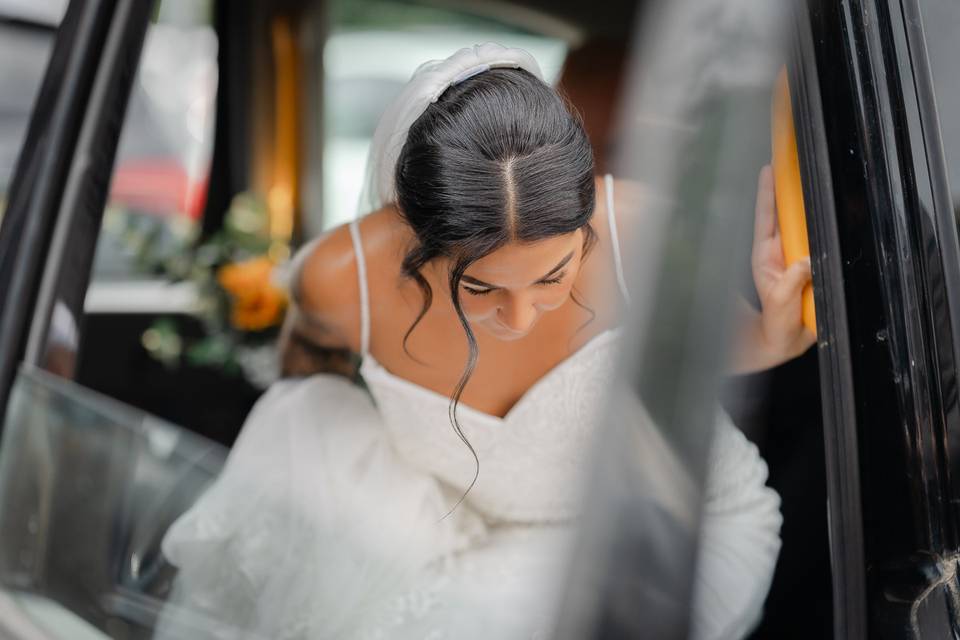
[463,287,494,297]
[539,272,566,285]
[462,271,567,296]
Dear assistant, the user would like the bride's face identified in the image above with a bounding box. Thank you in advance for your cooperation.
[456,230,584,341]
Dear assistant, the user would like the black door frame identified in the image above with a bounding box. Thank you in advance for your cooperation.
[792,3,868,637]
[813,0,960,635]
[0,0,155,430]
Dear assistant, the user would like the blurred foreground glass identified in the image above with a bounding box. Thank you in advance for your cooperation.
[0,367,225,639]
[555,0,788,637]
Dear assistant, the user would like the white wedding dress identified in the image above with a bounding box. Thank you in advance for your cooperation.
[155,176,782,640]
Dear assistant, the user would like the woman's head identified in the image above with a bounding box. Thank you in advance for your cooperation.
[390,65,596,511]
[394,67,596,342]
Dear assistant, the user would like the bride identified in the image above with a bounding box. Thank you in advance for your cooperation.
[155,43,814,640]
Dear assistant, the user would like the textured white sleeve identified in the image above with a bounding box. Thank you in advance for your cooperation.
[690,410,782,640]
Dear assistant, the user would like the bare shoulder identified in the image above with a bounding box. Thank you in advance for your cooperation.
[295,205,407,351]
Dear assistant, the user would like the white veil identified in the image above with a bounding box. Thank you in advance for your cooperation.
[355,42,544,216]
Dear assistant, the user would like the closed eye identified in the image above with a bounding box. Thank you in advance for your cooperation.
[537,270,567,286]
[463,286,495,296]
[463,270,567,295]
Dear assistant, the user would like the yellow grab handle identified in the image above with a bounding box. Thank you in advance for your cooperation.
[772,67,816,336]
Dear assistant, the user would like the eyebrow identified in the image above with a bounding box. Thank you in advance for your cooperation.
[461,250,575,289]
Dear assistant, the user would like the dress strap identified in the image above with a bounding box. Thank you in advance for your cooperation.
[604,174,631,304]
[348,220,371,357]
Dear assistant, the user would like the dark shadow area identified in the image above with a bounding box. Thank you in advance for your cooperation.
[76,313,262,447]
[724,348,834,639]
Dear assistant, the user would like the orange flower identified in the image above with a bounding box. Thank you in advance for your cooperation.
[217,256,288,331]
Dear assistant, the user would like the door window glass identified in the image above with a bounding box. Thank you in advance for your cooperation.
[0,1,218,289]
[0,368,226,637]
[0,5,60,215]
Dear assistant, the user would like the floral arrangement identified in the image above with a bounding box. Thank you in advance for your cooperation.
[217,255,288,332]
[124,192,290,388]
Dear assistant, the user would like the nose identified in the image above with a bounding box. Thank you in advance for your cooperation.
[498,296,538,334]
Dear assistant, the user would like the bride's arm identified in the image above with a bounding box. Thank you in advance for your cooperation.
[279,306,359,379]
[690,411,782,640]
[279,228,363,379]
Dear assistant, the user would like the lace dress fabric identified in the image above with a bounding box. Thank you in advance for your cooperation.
[358,173,626,523]
[156,176,782,640]
[359,329,618,524]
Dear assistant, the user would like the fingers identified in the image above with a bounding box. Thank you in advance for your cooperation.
[751,165,782,292]
[765,257,811,308]
[753,165,777,242]
[767,257,816,359]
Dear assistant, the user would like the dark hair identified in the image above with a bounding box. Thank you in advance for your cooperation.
[394,67,596,508]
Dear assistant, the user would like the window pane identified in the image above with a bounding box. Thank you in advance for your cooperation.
[0,21,56,212]
[89,0,218,283]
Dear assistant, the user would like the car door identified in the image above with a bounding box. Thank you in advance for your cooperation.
[797,0,960,637]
